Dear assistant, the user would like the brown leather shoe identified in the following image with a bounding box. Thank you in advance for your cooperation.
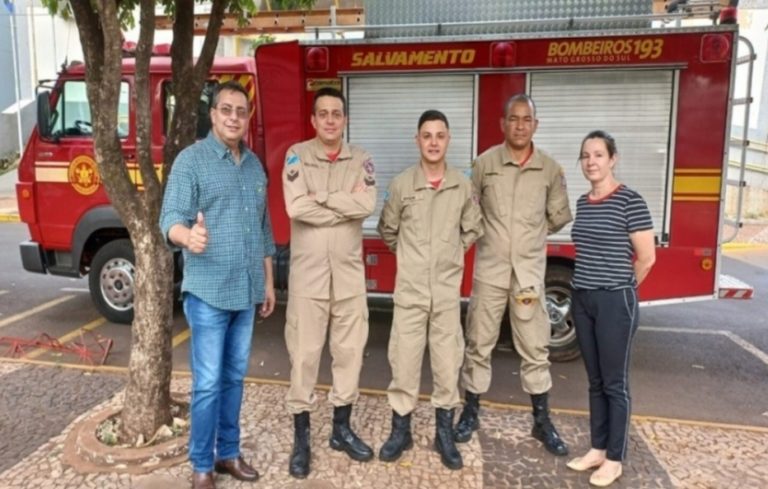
[191,471,216,489]
[214,456,260,482]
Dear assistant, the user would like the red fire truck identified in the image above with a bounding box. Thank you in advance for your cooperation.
[16,15,754,360]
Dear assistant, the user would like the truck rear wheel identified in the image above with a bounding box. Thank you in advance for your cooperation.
[89,239,135,324]
[545,264,580,362]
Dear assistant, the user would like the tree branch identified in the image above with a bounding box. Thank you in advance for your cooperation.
[193,0,227,83]
[69,0,104,81]
[135,0,161,211]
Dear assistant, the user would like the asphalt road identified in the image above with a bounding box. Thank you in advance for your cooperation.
[1,222,766,427]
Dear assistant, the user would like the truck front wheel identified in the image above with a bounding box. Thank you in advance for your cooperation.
[89,239,135,324]
[545,264,580,362]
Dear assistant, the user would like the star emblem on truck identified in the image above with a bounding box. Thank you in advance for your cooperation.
[68,155,101,196]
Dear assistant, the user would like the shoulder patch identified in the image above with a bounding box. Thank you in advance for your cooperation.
[286,154,300,166]
[363,157,375,175]
[287,168,299,182]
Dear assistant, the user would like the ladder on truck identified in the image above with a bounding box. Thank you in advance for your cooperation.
[719,34,756,300]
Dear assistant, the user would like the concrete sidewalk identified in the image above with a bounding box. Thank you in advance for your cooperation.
[0,359,766,489]
[0,170,19,222]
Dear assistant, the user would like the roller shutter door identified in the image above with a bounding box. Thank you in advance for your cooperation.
[530,70,674,239]
[346,75,475,231]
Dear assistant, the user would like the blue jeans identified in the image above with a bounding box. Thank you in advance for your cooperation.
[183,293,256,473]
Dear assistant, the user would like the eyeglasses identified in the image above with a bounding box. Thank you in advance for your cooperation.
[216,105,249,119]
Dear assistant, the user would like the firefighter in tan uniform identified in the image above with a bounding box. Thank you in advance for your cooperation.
[454,94,573,457]
[377,110,483,470]
[282,88,376,478]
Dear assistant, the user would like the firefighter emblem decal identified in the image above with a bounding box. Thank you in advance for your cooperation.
[68,155,100,195]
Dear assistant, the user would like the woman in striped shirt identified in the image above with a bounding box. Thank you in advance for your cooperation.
[566,130,656,487]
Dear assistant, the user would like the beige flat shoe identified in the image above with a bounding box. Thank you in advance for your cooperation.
[566,456,604,472]
[589,465,623,487]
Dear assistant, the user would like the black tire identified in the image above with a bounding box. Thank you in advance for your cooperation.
[89,239,135,324]
[545,263,580,362]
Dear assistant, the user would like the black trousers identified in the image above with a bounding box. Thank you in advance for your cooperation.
[572,287,639,461]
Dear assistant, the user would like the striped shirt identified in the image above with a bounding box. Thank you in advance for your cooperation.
[160,133,276,311]
[571,185,653,290]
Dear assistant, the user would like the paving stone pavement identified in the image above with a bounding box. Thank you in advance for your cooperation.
[0,359,766,489]
[0,362,125,474]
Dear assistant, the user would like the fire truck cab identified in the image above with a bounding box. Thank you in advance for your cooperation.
[17,57,261,324]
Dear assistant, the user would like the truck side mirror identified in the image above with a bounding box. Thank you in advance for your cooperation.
[37,91,52,139]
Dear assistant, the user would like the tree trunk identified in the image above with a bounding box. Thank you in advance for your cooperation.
[119,0,175,442]
[64,0,230,445]
[121,224,175,441]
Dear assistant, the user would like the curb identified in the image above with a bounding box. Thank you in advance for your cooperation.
[722,242,768,250]
[5,357,768,435]
[62,397,189,475]
[0,212,20,223]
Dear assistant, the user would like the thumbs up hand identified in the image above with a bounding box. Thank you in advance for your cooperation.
[187,211,208,254]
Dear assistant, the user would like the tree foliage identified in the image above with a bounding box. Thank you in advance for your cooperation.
[271,0,317,9]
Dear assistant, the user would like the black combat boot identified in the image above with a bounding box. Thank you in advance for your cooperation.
[378,411,413,462]
[434,408,463,470]
[289,411,311,478]
[530,393,569,456]
[329,404,374,461]
[453,391,481,443]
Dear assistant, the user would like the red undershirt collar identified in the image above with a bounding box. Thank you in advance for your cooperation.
[326,148,341,163]
[517,145,535,168]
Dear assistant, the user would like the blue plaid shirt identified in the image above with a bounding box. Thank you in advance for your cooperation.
[160,133,276,311]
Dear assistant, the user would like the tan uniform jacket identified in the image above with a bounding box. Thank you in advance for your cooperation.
[472,144,572,290]
[378,164,483,312]
[283,138,377,300]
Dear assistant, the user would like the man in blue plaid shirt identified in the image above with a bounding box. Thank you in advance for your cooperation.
[160,81,275,489]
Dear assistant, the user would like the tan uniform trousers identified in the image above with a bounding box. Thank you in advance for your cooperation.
[387,304,465,416]
[461,272,552,396]
[285,293,369,414]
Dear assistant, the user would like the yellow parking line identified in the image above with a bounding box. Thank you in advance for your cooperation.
[23,317,107,360]
[2,356,128,374]
[723,243,768,250]
[0,295,76,329]
[172,328,191,347]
